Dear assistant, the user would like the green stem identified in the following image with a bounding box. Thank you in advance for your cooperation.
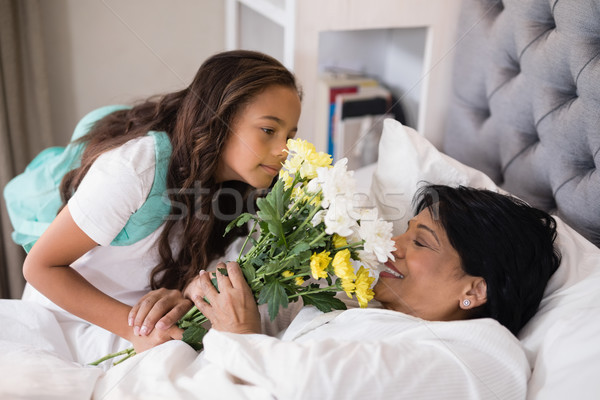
[282,178,316,219]
[279,271,311,283]
[309,231,328,247]
[287,200,323,243]
[237,220,259,263]
[113,348,136,366]
[240,232,270,264]
[288,284,339,299]
[89,347,135,366]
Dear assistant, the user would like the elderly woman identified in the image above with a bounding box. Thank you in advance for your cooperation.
[183,185,560,400]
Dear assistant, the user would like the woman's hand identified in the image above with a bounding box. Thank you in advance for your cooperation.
[188,262,261,335]
[128,288,193,337]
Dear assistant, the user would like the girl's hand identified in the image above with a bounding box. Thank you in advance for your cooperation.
[128,288,193,337]
[189,262,261,335]
[129,324,184,353]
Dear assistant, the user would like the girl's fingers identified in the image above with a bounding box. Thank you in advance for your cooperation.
[155,300,193,330]
[128,302,140,327]
[133,294,159,335]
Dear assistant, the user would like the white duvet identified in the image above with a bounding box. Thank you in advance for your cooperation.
[0,302,529,400]
[3,119,600,399]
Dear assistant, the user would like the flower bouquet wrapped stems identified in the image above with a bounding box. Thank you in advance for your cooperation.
[91,139,395,366]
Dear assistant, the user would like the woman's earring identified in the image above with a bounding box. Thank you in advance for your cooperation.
[462,299,471,307]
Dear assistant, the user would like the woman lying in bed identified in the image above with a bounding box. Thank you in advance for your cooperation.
[173,184,561,399]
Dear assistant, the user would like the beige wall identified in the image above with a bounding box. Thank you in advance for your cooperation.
[40,0,225,144]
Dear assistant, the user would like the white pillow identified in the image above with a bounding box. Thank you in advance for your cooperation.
[369,118,600,400]
[371,119,499,235]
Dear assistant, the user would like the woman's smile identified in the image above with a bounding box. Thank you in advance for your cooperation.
[380,261,404,279]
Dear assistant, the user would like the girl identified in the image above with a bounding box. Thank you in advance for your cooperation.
[21,50,302,367]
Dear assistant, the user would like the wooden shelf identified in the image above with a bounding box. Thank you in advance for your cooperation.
[226,0,463,151]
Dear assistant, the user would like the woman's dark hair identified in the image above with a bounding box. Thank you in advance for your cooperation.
[59,50,302,290]
[413,184,561,336]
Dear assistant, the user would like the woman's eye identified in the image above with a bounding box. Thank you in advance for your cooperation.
[413,240,425,247]
[262,128,275,135]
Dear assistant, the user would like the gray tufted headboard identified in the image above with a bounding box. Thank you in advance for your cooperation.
[443,0,600,247]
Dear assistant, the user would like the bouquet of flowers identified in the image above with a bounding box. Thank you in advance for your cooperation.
[91,139,395,366]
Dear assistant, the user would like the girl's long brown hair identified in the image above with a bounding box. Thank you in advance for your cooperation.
[60,50,302,290]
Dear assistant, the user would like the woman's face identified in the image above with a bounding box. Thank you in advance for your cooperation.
[374,207,483,321]
[217,84,301,189]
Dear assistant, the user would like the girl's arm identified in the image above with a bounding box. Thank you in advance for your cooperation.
[23,205,182,352]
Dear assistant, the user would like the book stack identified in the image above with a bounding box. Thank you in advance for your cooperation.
[316,72,406,170]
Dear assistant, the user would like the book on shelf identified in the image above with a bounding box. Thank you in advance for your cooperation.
[333,87,394,170]
[316,72,406,169]
[315,73,380,156]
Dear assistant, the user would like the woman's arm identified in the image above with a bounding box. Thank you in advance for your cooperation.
[23,205,182,352]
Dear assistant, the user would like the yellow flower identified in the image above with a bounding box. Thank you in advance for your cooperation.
[287,138,316,159]
[307,193,322,207]
[354,266,375,308]
[287,138,315,154]
[299,153,332,180]
[282,156,303,176]
[295,276,305,286]
[341,278,355,298]
[332,249,356,281]
[332,234,348,249]
[279,170,294,189]
[285,138,332,180]
[310,251,331,280]
[308,151,333,169]
[291,186,304,202]
[281,270,294,278]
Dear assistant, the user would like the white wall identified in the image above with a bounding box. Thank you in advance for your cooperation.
[40,0,225,144]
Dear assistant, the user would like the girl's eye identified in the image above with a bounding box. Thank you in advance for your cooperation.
[413,240,425,248]
[262,128,275,135]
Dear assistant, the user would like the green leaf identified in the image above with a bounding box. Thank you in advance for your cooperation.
[257,279,289,320]
[224,213,254,236]
[182,324,208,351]
[260,259,286,275]
[290,241,311,256]
[256,198,284,239]
[241,261,256,283]
[301,291,347,313]
[268,179,286,217]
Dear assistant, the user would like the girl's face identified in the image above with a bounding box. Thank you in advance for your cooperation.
[217,85,301,189]
[374,208,485,321]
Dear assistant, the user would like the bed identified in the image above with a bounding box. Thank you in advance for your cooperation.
[1,0,599,398]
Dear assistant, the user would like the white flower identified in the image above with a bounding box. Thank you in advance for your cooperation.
[356,249,380,271]
[315,158,356,209]
[324,197,358,237]
[358,208,396,263]
[305,177,321,194]
[311,209,326,227]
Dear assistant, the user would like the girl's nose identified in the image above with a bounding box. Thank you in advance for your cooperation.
[274,137,288,160]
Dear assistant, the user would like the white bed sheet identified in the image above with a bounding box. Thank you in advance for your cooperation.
[2,119,600,399]
[0,305,529,400]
